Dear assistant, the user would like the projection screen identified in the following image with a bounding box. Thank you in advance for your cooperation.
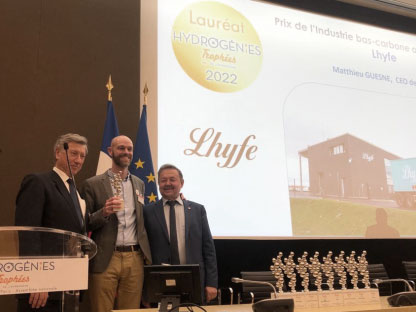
[141,0,416,238]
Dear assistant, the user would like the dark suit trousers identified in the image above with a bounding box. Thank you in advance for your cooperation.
[17,299,61,312]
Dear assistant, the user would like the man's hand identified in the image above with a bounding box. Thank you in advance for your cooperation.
[141,299,151,308]
[205,286,217,302]
[102,196,122,217]
[29,292,48,309]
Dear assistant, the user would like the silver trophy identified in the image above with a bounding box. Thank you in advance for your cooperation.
[357,250,370,288]
[346,251,359,289]
[322,251,335,291]
[285,252,297,292]
[296,252,310,292]
[271,252,285,293]
[309,252,323,291]
[334,251,347,290]
[110,171,125,211]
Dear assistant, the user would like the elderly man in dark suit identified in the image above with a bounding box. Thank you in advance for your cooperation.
[81,135,152,312]
[144,164,218,303]
[15,133,88,311]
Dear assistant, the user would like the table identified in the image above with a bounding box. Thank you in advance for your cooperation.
[112,297,416,312]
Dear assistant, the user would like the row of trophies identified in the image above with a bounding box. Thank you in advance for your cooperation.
[270,251,370,292]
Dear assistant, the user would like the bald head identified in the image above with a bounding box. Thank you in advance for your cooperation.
[108,135,134,170]
[111,135,133,148]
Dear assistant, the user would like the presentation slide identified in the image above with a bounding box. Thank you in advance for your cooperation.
[156,0,416,238]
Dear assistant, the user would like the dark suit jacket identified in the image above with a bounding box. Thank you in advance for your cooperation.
[144,199,218,290]
[81,172,152,273]
[15,170,86,235]
[15,170,87,300]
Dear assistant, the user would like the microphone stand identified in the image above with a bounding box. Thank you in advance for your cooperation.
[373,278,414,292]
[63,142,76,187]
[63,142,82,312]
[63,142,84,236]
[375,279,416,307]
[231,277,294,312]
[231,277,278,298]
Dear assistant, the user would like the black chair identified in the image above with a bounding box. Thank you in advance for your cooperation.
[239,271,279,304]
[402,261,416,290]
[368,263,392,296]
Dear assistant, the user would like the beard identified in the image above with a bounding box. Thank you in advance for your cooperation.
[112,153,131,168]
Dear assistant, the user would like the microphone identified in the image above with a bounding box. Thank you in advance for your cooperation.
[231,277,278,298]
[63,142,85,233]
[373,278,414,292]
[373,278,416,307]
[388,291,416,307]
[232,277,294,312]
[63,142,76,183]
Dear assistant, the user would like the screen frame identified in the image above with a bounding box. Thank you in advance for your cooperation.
[140,0,416,240]
[144,264,203,307]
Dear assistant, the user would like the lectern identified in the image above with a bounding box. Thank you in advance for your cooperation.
[0,226,97,312]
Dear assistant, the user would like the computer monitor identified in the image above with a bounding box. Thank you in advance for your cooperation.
[144,264,202,312]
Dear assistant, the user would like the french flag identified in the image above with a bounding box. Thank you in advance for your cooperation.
[96,100,119,175]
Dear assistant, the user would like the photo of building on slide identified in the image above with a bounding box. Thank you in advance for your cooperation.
[283,84,416,238]
[298,133,398,201]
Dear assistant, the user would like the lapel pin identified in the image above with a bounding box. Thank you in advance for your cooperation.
[135,189,144,203]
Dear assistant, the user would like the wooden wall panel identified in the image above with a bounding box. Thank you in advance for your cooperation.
[0,0,141,228]
[0,2,140,308]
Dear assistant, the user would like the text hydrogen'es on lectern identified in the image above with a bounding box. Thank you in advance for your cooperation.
[0,226,97,312]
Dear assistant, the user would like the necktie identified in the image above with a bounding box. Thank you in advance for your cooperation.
[67,178,84,228]
[168,200,180,265]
